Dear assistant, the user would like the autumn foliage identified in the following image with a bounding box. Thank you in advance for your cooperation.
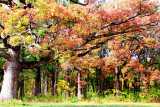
[0,0,159,102]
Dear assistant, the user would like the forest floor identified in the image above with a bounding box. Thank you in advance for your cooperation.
[22,102,160,107]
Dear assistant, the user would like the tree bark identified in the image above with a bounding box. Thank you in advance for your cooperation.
[35,67,41,97]
[74,81,78,96]
[51,66,55,96]
[77,71,81,100]
[115,66,120,99]
[54,60,59,95]
[91,79,95,92]
[19,47,25,99]
[19,70,25,99]
[86,73,89,98]
[0,48,21,101]
[66,70,70,98]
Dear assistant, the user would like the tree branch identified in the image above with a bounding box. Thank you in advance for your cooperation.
[30,20,53,28]
[20,54,61,69]
[77,35,118,57]
[0,51,10,59]
[70,0,88,6]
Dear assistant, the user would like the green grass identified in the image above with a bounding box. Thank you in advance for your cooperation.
[0,103,160,107]
[0,101,160,107]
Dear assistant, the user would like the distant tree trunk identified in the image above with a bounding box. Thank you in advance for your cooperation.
[77,71,81,100]
[35,67,41,97]
[66,70,70,98]
[115,66,120,99]
[87,73,89,92]
[19,70,25,99]
[0,48,21,101]
[44,74,48,95]
[91,79,95,92]
[83,85,87,98]
[54,60,59,95]
[51,66,55,95]
[74,81,78,96]
[101,79,104,96]
[19,46,25,99]
[41,71,45,95]
[96,78,99,93]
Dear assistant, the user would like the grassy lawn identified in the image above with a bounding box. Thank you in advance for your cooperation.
[26,103,160,107]
[1,102,160,107]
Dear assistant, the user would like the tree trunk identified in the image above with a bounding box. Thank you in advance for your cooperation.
[0,48,21,101]
[66,70,70,98]
[74,81,78,96]
[83,85,86,98]
[41,71,45,95]
[35,67,41,97]
[0,69,4,91]
[19,46,25,98]
[87,73,89,92]
[44,74,48,95]
[19,70,25,99]
[91,79,95,92]
[51,67,55,95]
[115,66,120,99]
[77,71,81,100]
[54,60,59,95]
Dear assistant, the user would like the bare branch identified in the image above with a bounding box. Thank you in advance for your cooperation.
[30,20,53,28]
[77,35,118,57]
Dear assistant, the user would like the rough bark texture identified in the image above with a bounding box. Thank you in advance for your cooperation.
[0,48,21,101]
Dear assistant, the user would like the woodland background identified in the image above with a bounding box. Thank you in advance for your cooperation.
[0,0,159,104]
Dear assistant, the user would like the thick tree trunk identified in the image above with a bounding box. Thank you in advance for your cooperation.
[0,48,21,101]
[35,67,41,97]
[115,66,120,99]
[54,60,59,95]
[0,70,4,90]
[77,71,81,100]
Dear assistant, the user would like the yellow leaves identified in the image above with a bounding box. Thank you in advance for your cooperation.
[25,35,34,45]
[9,35,24,46]
[57,80,75,95]
[8,35,35,47]
[89,68,96,73]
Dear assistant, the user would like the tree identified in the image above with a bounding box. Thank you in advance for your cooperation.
[0,0,159,101]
